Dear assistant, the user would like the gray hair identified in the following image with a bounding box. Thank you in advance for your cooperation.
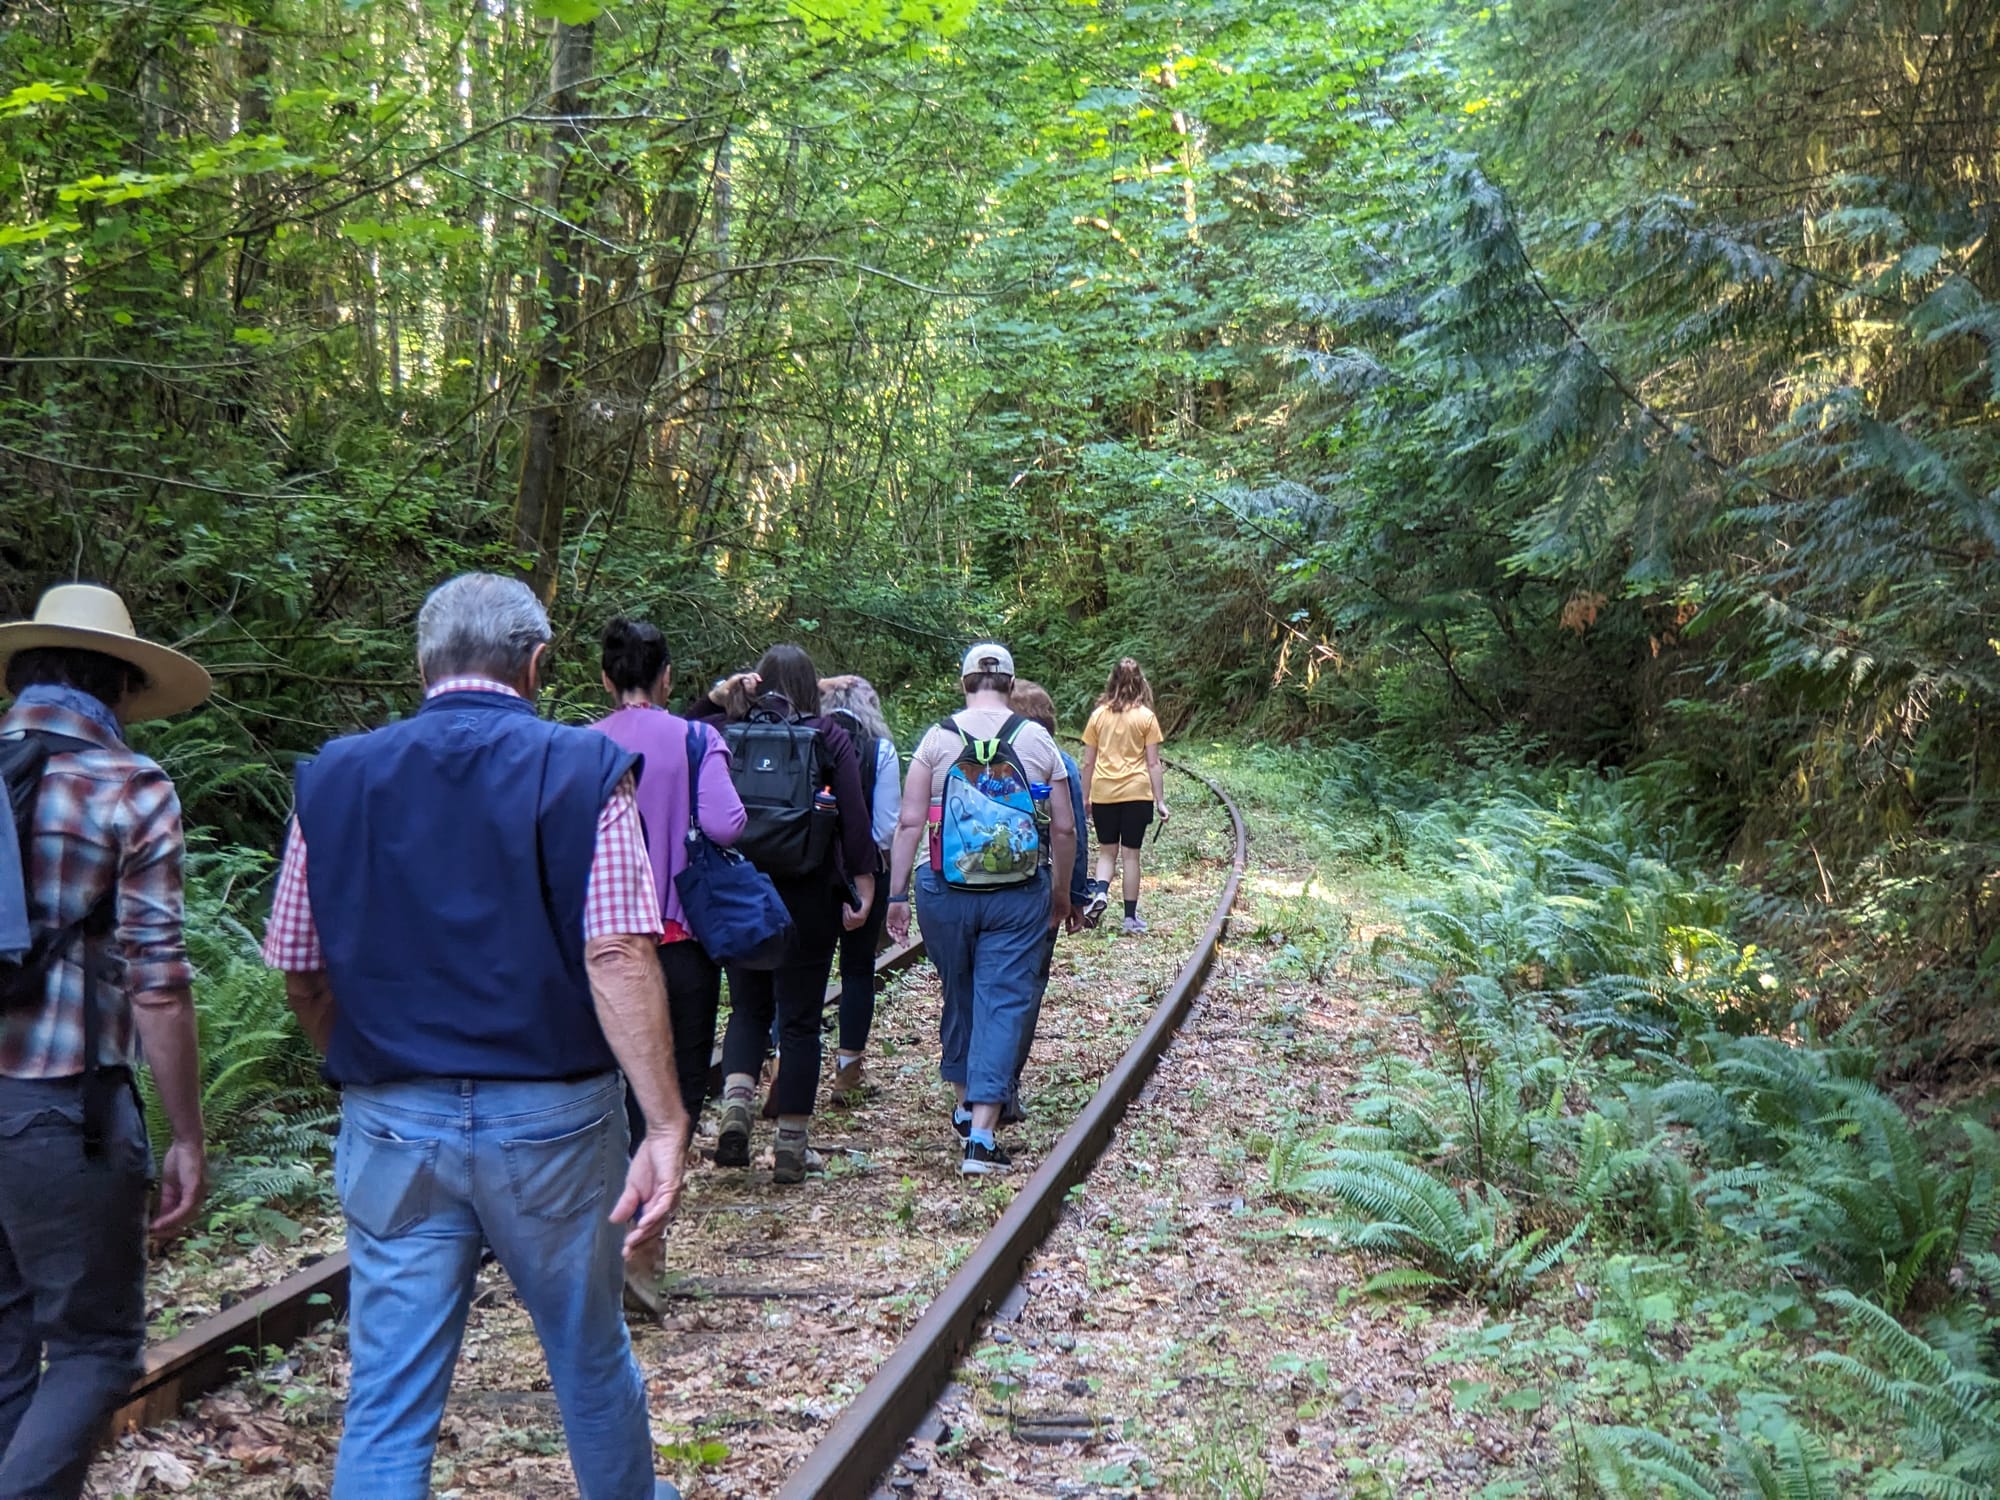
[820,674,891,748]
[416,574,552,685]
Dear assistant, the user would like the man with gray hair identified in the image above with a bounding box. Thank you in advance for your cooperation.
[263,573,687,1499]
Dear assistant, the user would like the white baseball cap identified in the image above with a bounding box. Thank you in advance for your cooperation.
[960,641,1015,679]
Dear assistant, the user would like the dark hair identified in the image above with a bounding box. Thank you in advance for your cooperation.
[5,646,146,707]
[755,643,822,716]
[600,617,670,695]
[1008,678,1057,735]
[962,671,1015,695]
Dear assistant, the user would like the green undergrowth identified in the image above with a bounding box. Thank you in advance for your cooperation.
[1180,738,2000,1497]
[142,840,336,1251]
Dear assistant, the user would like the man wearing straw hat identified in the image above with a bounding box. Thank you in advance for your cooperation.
[0,584,210,1499]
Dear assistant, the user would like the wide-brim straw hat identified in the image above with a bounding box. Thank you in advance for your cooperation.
[0,584,212,721]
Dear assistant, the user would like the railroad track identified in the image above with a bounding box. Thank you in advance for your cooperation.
[114,759,1245,1499]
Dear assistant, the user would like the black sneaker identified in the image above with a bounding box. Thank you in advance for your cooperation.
[1080,882,1110,929]
[961,1139,1012,1176]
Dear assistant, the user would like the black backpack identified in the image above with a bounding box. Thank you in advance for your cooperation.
[722,697,835,880]
[0,730,120,1155]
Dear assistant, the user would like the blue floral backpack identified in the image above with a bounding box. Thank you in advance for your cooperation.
[931,714,1044,890]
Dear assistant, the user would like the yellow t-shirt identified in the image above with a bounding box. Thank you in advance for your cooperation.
[1082,704,1162,804]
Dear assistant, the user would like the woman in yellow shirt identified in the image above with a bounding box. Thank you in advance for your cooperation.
[1079,658,1169,934]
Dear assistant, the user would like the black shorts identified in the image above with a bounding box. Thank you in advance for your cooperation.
[1092,798,1154,849]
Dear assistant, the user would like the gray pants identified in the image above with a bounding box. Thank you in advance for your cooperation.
[0,1075,150,1500]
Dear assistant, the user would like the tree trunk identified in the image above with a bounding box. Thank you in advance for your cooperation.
[689,48,734,548]
[512,16,595,603]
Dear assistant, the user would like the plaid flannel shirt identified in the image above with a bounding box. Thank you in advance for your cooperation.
[261,678,663,972]
[0,701,193,1079]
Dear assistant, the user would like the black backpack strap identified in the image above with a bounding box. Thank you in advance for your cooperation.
[45,885,117,1159]
[995,713,1027,747]
[829,712,876,823]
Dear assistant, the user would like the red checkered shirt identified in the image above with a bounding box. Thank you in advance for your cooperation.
[0,700,194,1078]
[260,678,662,972]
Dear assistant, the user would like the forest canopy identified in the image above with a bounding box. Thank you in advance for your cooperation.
[2,0,1995,1051]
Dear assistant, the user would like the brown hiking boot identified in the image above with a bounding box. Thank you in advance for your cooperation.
[715,1098,752,1168]
[831,1053,866,1097]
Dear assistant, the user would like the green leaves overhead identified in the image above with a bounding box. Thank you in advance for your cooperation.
[531,0,606,23]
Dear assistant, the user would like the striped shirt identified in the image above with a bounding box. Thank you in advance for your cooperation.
[0,700,193,1079]
[260,677,663,972]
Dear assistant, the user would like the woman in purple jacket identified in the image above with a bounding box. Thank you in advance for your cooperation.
[592,619,747,1149]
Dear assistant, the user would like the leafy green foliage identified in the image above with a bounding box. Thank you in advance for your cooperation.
[137,842,333,1231]
[1219,736,2000,1484]
[1814,1284,2000,1498]
[1267,1133,1587,1304]
[1585,1415,1843,1500]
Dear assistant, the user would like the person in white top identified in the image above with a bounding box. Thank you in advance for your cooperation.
[886,643,1075,1175]
[820,675,901,1096]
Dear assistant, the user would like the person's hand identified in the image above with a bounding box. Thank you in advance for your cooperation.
[842,896,870,931]
[612,1125,688,1258]
[1064,909,1084,935]
[150,1136,208,1242]
[710,670,761,708]
[1047,893,1071,932]
[886,900,911,944]
[1156,800,1171,823]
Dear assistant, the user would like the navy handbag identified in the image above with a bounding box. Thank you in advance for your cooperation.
[673,722,795,969]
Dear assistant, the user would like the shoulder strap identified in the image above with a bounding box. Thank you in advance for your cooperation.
[684,720,704,833]
[995,713,1027,747]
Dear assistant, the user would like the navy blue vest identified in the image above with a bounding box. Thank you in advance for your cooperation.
[296,690,639,1086]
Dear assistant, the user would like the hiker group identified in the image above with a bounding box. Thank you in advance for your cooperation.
[0,574,1172,1500]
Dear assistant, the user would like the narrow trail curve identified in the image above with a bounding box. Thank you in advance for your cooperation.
[88,764,1241,1499]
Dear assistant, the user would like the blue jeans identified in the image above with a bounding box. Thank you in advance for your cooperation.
[333,1074,671,1500]
[919,867,1050,1107]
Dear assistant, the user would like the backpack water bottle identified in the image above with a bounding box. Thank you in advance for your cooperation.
[931,714,1042,891]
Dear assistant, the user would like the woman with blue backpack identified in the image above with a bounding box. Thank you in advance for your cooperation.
[884,644,1076,1176]
[591,620,747,1147]
[819,675,901,1098]
[694,645,876,1184]
[590,618,748,1313]
[592,624,756,1152]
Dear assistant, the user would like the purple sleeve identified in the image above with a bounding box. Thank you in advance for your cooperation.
[696,724,747,845]
[816,720,877,877]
